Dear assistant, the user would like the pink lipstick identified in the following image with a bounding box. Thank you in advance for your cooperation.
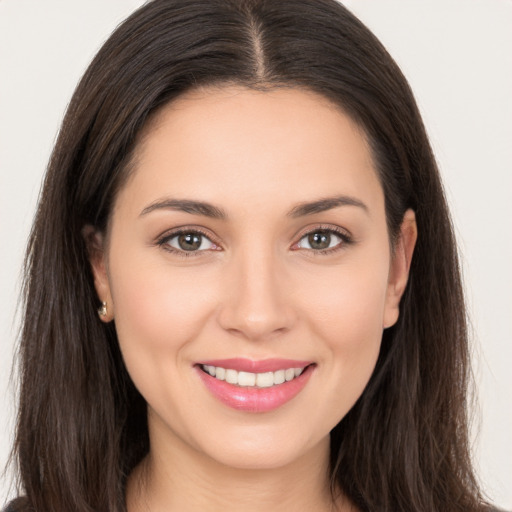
[195,358,315,413]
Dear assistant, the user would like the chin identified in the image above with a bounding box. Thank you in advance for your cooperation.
[188,421,331,472]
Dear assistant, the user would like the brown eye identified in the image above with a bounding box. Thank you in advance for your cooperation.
[308,231,331,250]
[178,233,202,251]
[166,232,215,252]
[297,230,343,251]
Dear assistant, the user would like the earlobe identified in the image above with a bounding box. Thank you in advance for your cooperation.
[82,225,114,322]
[383,209,417,328]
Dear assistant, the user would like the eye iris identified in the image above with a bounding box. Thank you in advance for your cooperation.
[308,231,331,250]
[178,233,202,251]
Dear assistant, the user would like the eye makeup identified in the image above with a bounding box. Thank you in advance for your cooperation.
[155,223,355,258]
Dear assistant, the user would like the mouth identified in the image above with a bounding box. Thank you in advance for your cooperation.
[200,364,307,388]
[195,358,315,412]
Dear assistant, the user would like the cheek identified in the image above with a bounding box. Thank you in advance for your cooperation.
[107,253,217,382]
[297,255,389,409]
[302,254,389,342]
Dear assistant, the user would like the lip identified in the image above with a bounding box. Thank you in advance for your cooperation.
[195,359,315,413]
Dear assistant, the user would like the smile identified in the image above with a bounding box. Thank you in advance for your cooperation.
[201,365,305,388]
[196,358,315,413]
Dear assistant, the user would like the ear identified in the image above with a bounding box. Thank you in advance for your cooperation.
[383,209,417,329]
[82,225,114,322]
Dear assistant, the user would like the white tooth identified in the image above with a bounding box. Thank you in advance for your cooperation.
[294,367,303,377]
[285,368,295,381]
[238,371,256,387]
[215,367,226,381]
[207,365,216,376]
[225,369,238,384]
[273,369,285,385]
[256,372,274,388]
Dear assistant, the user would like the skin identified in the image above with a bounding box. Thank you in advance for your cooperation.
[88,86,417,512]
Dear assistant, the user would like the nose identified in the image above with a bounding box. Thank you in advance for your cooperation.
[217,246,297,341]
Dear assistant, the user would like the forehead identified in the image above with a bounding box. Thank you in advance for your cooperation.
[116,85,383,217]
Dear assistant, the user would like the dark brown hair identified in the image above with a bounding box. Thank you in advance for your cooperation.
[11,1,485,511]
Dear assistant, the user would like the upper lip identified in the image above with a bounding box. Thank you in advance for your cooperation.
[196,358,313,373]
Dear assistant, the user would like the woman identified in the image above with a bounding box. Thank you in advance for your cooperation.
[3,0,499,510]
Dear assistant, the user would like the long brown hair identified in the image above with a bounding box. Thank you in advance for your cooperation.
[11,1,484,510]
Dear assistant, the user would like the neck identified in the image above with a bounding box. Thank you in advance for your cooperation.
[126,423,354,512]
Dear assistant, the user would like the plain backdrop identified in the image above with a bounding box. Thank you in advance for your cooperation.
[1,0,511,508]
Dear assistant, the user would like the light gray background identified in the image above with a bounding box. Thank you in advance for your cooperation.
[1,0,511,508]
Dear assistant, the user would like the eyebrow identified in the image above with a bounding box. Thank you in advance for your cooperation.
[287,195,368,217]
[140,199,227,219]
[139,195,368,219]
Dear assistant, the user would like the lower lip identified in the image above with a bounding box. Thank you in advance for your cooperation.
[196,365,315,413]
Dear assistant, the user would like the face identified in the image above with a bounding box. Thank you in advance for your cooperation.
[90,86,416,471]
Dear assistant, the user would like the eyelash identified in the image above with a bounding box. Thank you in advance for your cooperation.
[293,225,354,256]
[156,227,218,258]
[156,225,354,258]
